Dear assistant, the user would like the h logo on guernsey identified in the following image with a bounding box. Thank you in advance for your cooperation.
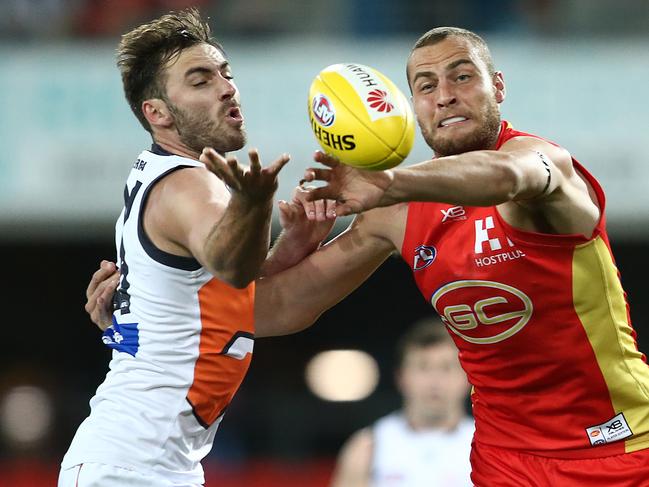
[431,280,533,344]
[474,216,502,253]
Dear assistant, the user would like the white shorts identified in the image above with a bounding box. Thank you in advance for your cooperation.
[58,462,203,487]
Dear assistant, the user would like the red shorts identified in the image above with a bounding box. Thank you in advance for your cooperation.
[470,441,649,487]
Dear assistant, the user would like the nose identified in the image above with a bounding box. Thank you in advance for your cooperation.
[218,77,236,101]
[436,80,456,108]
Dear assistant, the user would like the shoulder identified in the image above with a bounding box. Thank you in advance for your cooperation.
[156,165,224,194]
[149,165,229,215]
[338,427,374,467]
[330,427,374,487]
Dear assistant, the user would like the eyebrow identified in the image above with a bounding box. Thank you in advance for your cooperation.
[411,58,476,84]
[184,62,230,78]
[447,58,476,70]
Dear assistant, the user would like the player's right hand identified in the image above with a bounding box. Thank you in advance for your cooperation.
[85,260,120,331]
[303,150,394,216]
[200,147,290,204]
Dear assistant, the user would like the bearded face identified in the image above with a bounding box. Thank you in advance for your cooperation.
[408,38,505,157]
[156,43,247,156]
[168,100,247,155]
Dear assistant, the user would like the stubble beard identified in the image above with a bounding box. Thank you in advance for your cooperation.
[169,103,247,155]
[425,99,501,157]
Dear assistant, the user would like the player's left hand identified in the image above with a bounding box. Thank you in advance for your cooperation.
[85,260,120,331]
[302,151,394,215]
[278,184,336,245]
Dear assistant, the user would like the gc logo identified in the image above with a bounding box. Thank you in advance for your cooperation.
[431,280,533,344]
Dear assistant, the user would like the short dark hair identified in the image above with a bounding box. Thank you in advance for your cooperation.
[395,318,454,369]
[408,27,495,86]
[116,8,224,132]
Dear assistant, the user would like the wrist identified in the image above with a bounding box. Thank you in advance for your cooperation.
[279,226,323,250]
[379,169,399,206]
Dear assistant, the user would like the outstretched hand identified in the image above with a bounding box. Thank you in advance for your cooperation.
[302,151,394,215]
[200,147,290,204]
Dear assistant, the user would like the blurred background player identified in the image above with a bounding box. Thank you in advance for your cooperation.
[330,319,473,487]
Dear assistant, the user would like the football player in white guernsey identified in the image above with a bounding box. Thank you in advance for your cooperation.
[59,8,336,487]
[330,320,474,487]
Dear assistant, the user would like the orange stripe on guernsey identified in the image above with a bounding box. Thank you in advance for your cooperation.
[187,278,255,428]
[573,236,649,452]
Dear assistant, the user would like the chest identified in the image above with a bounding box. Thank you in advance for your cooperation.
[404,205,576,346]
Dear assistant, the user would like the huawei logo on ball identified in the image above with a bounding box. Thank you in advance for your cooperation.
[312,94,335,127]
[367,89,394,113]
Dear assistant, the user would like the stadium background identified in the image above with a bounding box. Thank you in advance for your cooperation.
[1,1,648,485]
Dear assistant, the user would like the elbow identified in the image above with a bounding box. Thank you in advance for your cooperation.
[227,277,253,290]
[204,253,261,289]
[229,276,255,290]
[255,281,321,337]
[216,269,256,289]
[267,312,321,337]
[263,297,322,336]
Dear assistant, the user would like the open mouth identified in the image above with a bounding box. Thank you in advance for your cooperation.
[438,116,468,128]
[226,106,244,123]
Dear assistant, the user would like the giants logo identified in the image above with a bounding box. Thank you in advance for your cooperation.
[312,94,335,127]
[431,280,533,344]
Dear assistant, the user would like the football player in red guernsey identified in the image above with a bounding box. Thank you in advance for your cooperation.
[291,27,649,486]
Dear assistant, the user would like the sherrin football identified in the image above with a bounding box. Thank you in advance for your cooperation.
[308,63,415,171]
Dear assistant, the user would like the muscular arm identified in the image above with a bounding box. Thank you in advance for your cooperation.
[146,149,287,288]
[387,148,554,206]
[202,193,273,287]
[330,428,374,487]
[254,204,405,338]
[85,201,401,335]
[308,137,600,237]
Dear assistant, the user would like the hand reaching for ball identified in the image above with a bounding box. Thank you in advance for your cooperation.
[302,151,395,215]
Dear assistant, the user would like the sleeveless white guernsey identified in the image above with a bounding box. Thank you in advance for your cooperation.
[61,145,255,485]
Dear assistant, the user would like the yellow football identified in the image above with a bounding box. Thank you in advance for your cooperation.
[308,63,415,170]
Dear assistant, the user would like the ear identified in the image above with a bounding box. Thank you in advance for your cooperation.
[142,98,173,129]
[493,71,506,104]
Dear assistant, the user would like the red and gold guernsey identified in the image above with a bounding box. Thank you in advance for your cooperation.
[401,121,649,459]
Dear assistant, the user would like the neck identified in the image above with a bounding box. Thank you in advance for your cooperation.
[488,120,505,150]
[152,134,200,161]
